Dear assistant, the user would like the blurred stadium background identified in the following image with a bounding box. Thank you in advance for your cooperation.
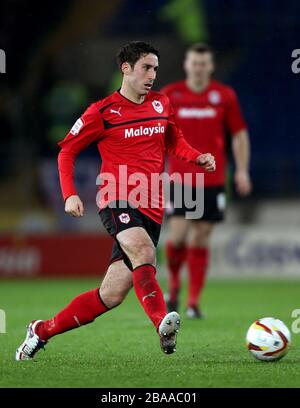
[0,0,300,280]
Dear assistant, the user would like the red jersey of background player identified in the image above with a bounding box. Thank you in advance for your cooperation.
[161,80,247,187]
[58,90,201,224]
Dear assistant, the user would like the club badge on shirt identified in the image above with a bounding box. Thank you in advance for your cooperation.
[208,90,221,105]
[152,100,163,114]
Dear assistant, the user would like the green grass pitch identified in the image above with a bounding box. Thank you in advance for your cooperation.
[0,278,300,388]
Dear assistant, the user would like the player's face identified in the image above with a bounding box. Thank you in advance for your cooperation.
[184,51,214,84]
[126,53,159,96]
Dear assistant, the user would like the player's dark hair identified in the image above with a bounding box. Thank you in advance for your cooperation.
[116,41,160,71]
[186,43,214,56]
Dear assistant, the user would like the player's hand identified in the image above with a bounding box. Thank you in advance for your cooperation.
[196,153,216,172]
[234,170,252,196]
[65,195,84,217]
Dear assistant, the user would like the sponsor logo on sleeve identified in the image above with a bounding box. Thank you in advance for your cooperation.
[70,118,84,135]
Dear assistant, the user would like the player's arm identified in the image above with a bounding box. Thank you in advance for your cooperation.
[225,88,252,196]
[57,103,104,217]
[232,129,252,196]
[164,105,215,172]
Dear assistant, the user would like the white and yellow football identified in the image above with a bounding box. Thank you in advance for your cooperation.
[246,317,291,361]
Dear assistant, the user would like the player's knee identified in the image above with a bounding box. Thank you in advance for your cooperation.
[107,293,124,308]
[131,243,156,267]
[190,225,212,247]
[169,236,186,249]
[190,233,206,247]
[100,287,127,308]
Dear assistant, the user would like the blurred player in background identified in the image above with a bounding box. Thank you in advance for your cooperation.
[161,43,251,318]
[16,41,215,360]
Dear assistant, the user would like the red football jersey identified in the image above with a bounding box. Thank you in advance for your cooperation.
[161,80,247,187]
[57,90,201,224]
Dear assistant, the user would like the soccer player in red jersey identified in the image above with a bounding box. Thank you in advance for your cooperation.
[16,41,215,360]
[161,43,251,318]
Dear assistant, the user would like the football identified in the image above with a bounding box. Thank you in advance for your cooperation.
[246,317,291,361]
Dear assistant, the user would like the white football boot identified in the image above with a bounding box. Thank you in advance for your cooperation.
[186,306,204,319]
[16,320,47,361]
[159,311,180,354]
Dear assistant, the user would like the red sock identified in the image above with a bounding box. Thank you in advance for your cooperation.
[166,241,187,302]
[187,247,209,308]
[132,264,167,330]
[36,288,109,341]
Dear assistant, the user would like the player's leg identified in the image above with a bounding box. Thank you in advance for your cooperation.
[116,226,167,328]
[186,185,226,318]
[117,226,180,354]
[99,202,180,353]
[100,202,167,329]
[186,221,213,318]
[165,216,189,312]
[38,260,132,339]
[16,260,132,360]
[100,259,133,308]
[100,201,168,329]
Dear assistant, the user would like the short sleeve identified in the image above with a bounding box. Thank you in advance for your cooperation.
[224,88,247,135]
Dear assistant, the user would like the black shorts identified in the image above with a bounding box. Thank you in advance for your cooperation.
[99,201,161,271]
[166,183,226,223]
